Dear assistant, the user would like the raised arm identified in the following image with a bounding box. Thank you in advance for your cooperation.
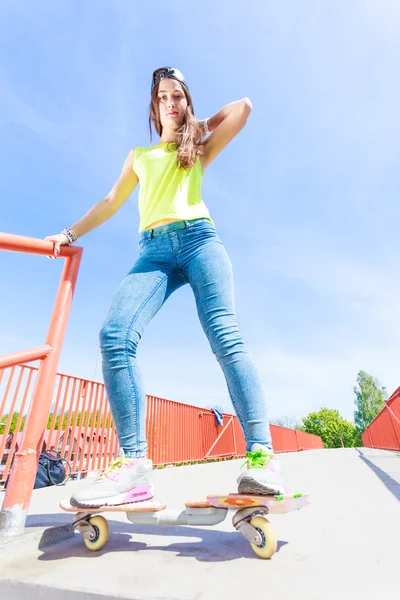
[45,149,138,257]
[200,98,252,170]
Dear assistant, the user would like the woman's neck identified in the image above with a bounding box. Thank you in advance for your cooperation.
[159,127,177,144]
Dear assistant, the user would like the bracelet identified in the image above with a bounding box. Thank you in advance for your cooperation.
[202,119,209,136]
[62,227,78,244]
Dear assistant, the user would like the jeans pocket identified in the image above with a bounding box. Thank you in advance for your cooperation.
[190,218,214,230]
[138,237,150,252]
[189,220,219,239]
[199,227,222,245]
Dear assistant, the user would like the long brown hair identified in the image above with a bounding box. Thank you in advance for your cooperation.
[149,81,204,170]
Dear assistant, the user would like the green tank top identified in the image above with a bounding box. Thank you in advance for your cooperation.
[133,143,214,232]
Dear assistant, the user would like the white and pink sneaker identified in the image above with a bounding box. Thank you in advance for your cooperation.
[237,443,286,495]
[70,456,154,508]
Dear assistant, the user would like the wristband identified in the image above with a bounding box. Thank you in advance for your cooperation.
[62,227,78,244]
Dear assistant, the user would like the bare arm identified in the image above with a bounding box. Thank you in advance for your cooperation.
[45,149,138,256]
[200,98,252,169]
[71,149,138,237]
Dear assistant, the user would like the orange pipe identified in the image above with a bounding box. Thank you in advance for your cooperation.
[0,232,80,258]
[0,345,52,369]
[1,236,82,534]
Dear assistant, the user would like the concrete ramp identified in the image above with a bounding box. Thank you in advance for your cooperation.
[1,448,399,599]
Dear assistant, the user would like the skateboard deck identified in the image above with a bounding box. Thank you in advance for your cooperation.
[60,499,167,513]
[206,492,309,514]
[61,492,309,515]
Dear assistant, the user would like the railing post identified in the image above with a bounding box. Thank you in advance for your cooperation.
[232,416,237,456]
[0,242,82,536]
[204,416,234,459]
[367,427,374,448]
[385,403,400,450]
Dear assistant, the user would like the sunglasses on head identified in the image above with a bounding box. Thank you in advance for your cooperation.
[151,67,188,90]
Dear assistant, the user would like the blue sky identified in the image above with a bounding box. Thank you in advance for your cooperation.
[1,1,400,423]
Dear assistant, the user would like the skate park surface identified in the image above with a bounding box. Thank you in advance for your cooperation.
[0,447,399,600]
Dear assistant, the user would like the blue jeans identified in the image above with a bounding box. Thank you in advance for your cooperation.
[99,218,273,457]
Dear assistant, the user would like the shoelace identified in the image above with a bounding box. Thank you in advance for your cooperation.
[242,449,274,469]
[96,456,127,480]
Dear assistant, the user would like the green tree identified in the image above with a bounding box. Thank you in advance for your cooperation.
[354,370,386,434]
[1,410,110,436]
[44,409,105,430]
[0,412,26,434]
[302,408,359,448]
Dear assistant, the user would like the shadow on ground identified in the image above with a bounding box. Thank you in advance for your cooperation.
[37,518,288,563]
[357,449,400,501]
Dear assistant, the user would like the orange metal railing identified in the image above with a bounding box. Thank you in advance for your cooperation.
[1,363,324,488]
[362,388,400,450]
[0,233,82,534]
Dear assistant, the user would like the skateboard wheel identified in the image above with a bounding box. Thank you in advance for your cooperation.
[249,516,277,559]
[83,515,109,551]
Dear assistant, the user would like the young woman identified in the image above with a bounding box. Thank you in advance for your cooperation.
[45,67,285,507]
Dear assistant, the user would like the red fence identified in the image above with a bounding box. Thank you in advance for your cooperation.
[362,388,400,450]
[269,425,324,452]
[0,364,323,483]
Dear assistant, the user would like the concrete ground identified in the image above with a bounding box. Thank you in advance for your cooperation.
[0,447,399,600]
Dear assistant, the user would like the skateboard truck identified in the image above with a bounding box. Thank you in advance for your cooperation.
[232,506,269,546]
[72,512,101,541]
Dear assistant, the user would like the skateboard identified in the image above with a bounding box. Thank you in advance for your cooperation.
[60,492,309,559]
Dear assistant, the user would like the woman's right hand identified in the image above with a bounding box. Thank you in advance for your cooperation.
[44,233,69,259]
